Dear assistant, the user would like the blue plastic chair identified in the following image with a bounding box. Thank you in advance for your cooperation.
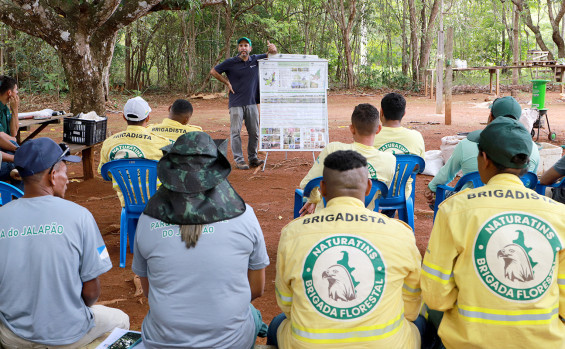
[379,154,425,231]
[0,181,23,206]
[293,177,389,218]
[433,171,484,220]
[433,171,540,220]
[101,159,158,268]
[535,176,565,196]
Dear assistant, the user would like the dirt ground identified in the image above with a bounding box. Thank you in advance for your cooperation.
[21,90,565,340]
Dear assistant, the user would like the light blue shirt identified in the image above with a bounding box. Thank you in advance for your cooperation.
[0,196,111,345]
[132,204,269,349]
[429,138,540,191]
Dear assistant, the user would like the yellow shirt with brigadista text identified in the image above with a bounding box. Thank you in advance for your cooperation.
[275,196,422,349]
[98,125,170,206]
[422,173,565,349]
[148,118,203,143]
[299,142,396,209]
[373,126,425,198]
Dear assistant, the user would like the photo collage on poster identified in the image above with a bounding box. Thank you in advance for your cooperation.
[302,128,326,150]
[261,128,281,149]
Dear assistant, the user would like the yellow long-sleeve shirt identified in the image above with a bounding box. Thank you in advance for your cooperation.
[299,142,396,208]
[275,197,422,348]
[373,126,425,198]
[422,173,565,349]
[98,125,170,206]
[148,118,203,143]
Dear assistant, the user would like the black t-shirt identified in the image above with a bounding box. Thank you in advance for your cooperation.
[214,53,267,108]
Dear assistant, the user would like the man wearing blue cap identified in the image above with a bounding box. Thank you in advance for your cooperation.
[210,37,277,170]
[422,117,565,348]
[0,138,129,348]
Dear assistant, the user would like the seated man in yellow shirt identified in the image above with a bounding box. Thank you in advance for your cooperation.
[299,103,396,215]
[98,96,170,206]
[422,117,565,348]
[148,99,202,143]
[269,150,424,349]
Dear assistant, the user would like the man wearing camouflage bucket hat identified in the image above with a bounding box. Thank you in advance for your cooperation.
[132,131,270,349]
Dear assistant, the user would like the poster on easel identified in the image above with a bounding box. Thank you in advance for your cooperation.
[258,56,328,152]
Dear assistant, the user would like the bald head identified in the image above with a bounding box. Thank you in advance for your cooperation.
[321,150,371,202]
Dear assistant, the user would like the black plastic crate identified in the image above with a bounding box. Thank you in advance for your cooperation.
[63,116,107,145]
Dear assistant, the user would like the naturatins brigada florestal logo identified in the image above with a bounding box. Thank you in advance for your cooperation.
[303,235,385,320]
[109,144,144,160]
[367,163,377,180]
[474,212,562,302]
[378,142,409,154]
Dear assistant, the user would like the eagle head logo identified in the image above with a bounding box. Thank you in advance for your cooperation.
[322,251,359,302]
[497,230,537,283]
[322,264,356,301]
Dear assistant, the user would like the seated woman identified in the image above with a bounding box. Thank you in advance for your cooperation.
[132,132,270,349]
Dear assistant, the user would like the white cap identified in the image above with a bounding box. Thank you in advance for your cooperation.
[123,96,151,121]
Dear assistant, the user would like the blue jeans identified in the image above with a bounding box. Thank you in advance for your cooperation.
[266,313,286,347]
[229,105,259,164]
[250,304,268,349]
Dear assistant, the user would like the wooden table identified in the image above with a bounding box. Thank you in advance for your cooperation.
[16,114,70,144]
[16,114,100,180]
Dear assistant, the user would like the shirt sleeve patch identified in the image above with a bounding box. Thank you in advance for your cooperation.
[97,245,109,260]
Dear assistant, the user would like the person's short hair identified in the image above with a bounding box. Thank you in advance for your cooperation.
[351,104,379,135]
[171,99,193,116]
[381,92,406,121]
[0,76,17,95]
[324,150,367,172]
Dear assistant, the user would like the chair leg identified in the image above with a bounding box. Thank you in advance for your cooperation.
[120,208,127,268]
[128,217,138,254]
[405,199,415,232]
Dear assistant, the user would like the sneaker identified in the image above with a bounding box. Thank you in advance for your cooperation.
[249,158,264,168]
[235,162,249,170]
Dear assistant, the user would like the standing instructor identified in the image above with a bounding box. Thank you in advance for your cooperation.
[210,37,277,170]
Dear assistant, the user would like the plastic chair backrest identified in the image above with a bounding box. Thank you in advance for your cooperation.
[535,176,565,195]
[452,171,484,191]
[0,181,23,206]
[100,159,159,213]
[384,154,425,204]
[520,171,538,189]
[368,179,389,209]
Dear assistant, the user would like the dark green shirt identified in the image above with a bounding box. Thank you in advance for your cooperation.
[0,102,12,135]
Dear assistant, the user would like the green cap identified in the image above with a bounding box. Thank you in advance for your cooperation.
[490,96,522,120]
[237,37,252,46]
[468,117,532,169]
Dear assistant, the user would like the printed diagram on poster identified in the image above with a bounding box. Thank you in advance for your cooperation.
[259,56,328,152]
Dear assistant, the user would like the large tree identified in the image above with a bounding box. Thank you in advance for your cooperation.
[0,0,222,115]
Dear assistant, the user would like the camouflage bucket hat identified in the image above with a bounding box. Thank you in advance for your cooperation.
[144,132,246,225]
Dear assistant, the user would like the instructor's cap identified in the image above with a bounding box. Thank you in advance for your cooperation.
[144,131,246,225]
[237,37,252,46]
[468,117,532,169]
[490,96,522,120]
[14,138,80,177]
[123,96,151,121]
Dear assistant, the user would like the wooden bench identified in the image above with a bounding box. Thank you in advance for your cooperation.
[67,143,99,180]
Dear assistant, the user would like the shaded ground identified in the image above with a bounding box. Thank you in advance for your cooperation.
[21,90,565,341]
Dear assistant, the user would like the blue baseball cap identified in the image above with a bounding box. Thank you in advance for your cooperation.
[14,138,81,177]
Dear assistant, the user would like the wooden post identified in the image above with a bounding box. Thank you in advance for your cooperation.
[445,27,453,125]
[424,70,428,96]
[436,0,444,113]
[430,70,435,99]
[489,70,494,93]
[495,68,500,96]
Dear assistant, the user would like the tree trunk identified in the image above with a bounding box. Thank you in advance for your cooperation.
[512,4,520,84]
[125,27,132,90]
[418,0,441,82]
[401,0,409,75]
[408,0,419,81]
[512,0,555,60]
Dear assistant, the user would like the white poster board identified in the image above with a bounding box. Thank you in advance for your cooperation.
[258,57,328,152]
